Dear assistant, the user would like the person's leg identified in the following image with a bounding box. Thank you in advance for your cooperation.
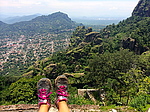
[57,101,70,112]
[38,104,50,112]
[37,78,52,112]
[55,75,70,112]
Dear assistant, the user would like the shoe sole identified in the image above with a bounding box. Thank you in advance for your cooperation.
[55,75,68,88]
[37,78,52,91]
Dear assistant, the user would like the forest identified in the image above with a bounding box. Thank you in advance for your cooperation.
[0,0,150,111]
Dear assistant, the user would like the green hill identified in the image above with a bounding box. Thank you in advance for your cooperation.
[2,14,41,24]
[0,12,76,37]
[0,12,78,76]
[0,21,8,27]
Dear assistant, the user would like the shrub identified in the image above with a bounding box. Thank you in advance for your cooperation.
[129,94,148,111]
[1,75,45,104]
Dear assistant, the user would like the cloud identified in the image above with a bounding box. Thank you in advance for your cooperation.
[0,0,43,7]
[109,7,118,10]
[0,0,138,17]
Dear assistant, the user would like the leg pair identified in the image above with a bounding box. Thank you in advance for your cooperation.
[37,75,70,112]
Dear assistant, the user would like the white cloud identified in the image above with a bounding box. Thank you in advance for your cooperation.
[0,0,139,17]
[0,0,44,7]
[109,7,118,10]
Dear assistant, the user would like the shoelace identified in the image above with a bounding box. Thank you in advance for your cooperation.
[38,88,52,100]
[56,85,69,97]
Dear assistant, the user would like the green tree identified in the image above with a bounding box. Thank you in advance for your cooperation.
[87,50,138,104]
[138,51,150,76]
[121,68,149,105]
[1,75,45,104]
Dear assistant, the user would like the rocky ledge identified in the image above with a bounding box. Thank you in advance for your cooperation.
[1,104,144,112]
[0,104,100,112]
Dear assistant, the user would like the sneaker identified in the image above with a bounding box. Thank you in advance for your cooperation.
[55,75,69,104]
[37,78,52,106]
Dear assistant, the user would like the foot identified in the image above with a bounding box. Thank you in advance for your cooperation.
[37,78,52,107]
[55,75,69,104]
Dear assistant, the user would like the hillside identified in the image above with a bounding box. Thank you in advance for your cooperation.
[0,0,150,111]
[0,12,76,37]
[0,21,8,27]
[1,14,41,24]
[0,12,77,76]
[100,16,150,54]
[132,0,150,17]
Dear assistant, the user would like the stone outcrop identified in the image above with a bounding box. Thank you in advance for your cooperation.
[122,37,149,54]
[122,38,136,51]
[78,89,106,105]
[84,32,100,43]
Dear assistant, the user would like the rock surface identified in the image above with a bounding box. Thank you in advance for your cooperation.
[0,104,100,112]
[0,104,141,112]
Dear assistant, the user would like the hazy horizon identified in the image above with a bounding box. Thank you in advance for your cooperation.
[0,0,139,19]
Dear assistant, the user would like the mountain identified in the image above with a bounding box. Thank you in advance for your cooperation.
[21,0,150,77]
[2,14,41,24]
[0,21,7,26]
[0,12,77,76]
[0,12,76,37]
[21,0,150,78]
[132,0,150,17]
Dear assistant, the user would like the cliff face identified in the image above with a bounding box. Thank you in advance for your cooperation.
[132,0,150,17]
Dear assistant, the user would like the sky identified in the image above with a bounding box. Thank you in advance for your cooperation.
[0,0,139,18]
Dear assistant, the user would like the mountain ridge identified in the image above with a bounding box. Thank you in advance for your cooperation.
[0,12,76,37]
[132,0,150,17]
[1,14,41,24]
[0,21,7,26]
